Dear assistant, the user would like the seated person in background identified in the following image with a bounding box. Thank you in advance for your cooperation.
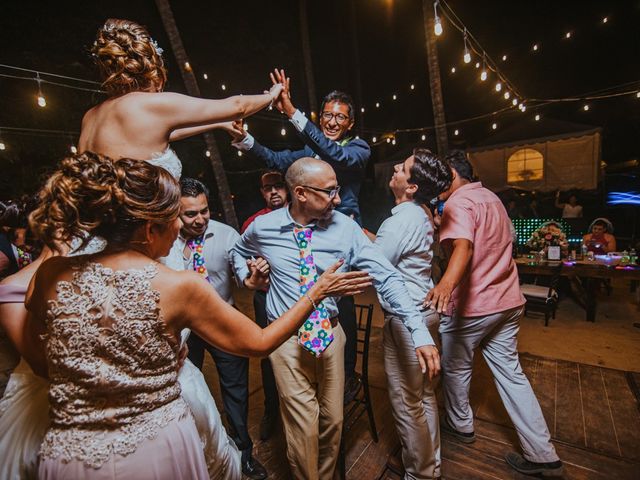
[555,191,583,218]
[583,218,616,254]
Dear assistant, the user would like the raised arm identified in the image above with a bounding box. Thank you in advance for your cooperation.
[146,83,282,134]
[178,262,371,357]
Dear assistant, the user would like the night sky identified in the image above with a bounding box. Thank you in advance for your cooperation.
[1,0,639,226]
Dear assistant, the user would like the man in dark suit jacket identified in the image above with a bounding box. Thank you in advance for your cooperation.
[231,69,370,226]
[230,69,370,403]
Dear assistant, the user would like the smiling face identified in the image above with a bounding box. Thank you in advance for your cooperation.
[389,155,417,202]
[319,101,354,141]
[179,193,210,239]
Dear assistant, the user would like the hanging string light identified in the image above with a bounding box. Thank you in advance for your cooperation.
[535,114,541,121]
[504,91,510,100]
[450,67,456,74]
[463,29,471,63]
[70,145,77,154]
[410,84,415,90]
[205,150,211,158]
[454,129,459,136]
[203,73,208,80]
[480,55,488,81]
[280,127,286,136]
[221,84,226,91]
[491,122,497,130]
[237,150,242,157]
[495,81,502,92]
[433,1,443,36]
[36,72,46,107]
[372,136,377,143]
[421,134,426,141]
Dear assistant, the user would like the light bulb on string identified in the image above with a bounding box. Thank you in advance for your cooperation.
[512,98,518,106]
[361,107,365,113]
[535,114,541,121]
[480,69,487,81]
[532,43,539,52]
[521,104,526,112]
[372,136,377,143]
[421,134,426,141]
[70,145,77,154]
[0,138,5,151]
[36,73,46,107]
[205,150,211,158]
[391,138,396,146]
[565,32,572,39]
[280,127,286,136]
[237,150,242,157]
[504,91,510,100]
[221,84,226,91]
[410,84,415,90]
[450,67,456,74]
[583,104,589,111]
[454,129,459,136]
[463,29,471,63]
[492,123,497,130]
[376,102,380,108]
[495,82,502,92]
[475,62,480,69]
[386,137,391,144]
[243,123,249,131]
[602,17,608,24]
[636,92,640,98]
[203,73,208,80]
[392,94,397,100]
[433,1,443,36]
[502,54,507,61]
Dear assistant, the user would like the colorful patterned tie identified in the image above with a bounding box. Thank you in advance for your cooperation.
[293,226,334,357]
[187,235,210,282]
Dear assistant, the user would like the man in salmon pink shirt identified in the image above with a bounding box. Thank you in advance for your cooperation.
[422,150,563,478]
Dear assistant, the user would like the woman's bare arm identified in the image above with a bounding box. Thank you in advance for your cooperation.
[146,85,281,133]
[170,262,371,357]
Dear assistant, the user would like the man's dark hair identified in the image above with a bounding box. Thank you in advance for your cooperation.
[410,148,453,204]
[180,177,209,199]
[444,149,475,182]
[320,90,355,120]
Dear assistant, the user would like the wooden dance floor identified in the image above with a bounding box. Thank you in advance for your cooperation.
[203,326,640,479]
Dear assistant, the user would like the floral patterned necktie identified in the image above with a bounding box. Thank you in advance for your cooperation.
[187,235,210,282]
[293,226,334,357]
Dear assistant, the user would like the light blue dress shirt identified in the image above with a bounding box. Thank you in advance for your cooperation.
[230,206,434,348]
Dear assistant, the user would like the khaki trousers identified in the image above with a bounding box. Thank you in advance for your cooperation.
[269,324,345,480]
[384,312,441,479]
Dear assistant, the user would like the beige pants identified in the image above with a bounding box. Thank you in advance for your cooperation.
[384,312,441,480]
[269,324,345,480]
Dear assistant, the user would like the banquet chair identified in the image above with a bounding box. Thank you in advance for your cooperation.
[521,263,563,326]
[338,303,378,479]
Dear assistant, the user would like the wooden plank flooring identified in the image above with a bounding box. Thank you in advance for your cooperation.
[201,328,640,479]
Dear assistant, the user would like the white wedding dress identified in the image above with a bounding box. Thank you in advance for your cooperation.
[0,150,241,480]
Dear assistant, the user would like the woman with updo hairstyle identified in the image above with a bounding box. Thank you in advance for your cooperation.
[81,18,278,178]
[18,154,370,479]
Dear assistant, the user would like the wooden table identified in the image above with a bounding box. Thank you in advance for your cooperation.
[515,257,640,321]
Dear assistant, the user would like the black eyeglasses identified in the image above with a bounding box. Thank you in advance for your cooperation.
[302,184,341,199]
[320,111,350,125]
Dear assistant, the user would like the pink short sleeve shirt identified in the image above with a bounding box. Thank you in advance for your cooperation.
[439,182,524,317]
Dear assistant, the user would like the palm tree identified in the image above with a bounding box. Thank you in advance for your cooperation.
[299,0,318,121]
[422,0,449,155]
[154,0,238,229]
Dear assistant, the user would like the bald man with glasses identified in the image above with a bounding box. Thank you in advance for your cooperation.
[231,158,439,480]
[229,69,371,405]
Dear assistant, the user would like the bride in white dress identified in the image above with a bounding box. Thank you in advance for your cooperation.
[0,18,283,480]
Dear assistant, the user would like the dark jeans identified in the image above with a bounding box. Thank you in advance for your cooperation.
[338,295,357,379]
[253,290,280,416]
[187,333,252,460]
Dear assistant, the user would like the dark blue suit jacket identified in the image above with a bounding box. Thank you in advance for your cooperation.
[249,119,370,225]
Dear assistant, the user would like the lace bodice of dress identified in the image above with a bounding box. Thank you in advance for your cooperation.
[146,148,182,179]
[40,261,189,468]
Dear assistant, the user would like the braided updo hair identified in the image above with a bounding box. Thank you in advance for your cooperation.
[29,152,181,252]
[91,18,167,96]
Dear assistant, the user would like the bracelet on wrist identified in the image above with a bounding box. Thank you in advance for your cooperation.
[304,293,318,311]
